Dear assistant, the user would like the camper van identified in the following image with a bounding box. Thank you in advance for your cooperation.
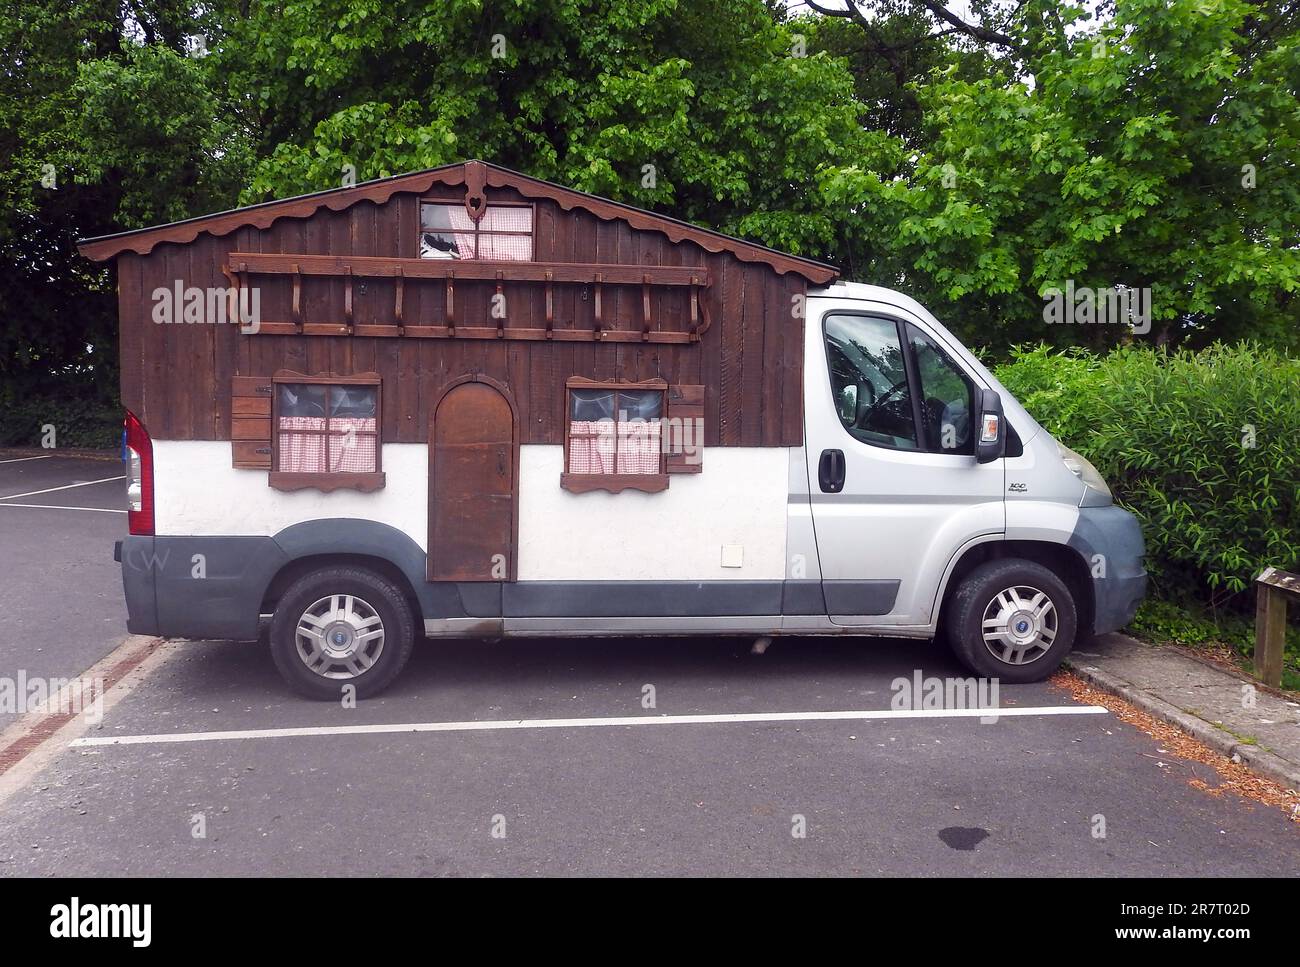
[79,160,1146,699]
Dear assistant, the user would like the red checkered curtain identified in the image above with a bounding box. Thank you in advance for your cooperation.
[277,416,328,473]
[616,420,661,473]
[420,204,477,259]
[478,233,533,261]
[568,420,662,474]
[446,207,476,259]
[328,417,378,472]
[478,207,533,261]
[568,420,616,473]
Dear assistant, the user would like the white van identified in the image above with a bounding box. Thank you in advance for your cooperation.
[84,162,1146,699]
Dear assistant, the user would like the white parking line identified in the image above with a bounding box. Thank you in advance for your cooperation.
[0,476,124,501]
[0,454,54,465]
[72,703,1108,748]
[0,502,125,514]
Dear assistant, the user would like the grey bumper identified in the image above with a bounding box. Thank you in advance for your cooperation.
[117,538,159,636]
[1067,505,1148,636]
[118,534,286,640]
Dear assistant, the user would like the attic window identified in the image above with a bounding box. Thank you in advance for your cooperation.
[420,202,533,261]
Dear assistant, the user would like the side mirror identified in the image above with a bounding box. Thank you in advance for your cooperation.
[976,387,1005,464]
[838,383,857,422]
[853,383,874,427]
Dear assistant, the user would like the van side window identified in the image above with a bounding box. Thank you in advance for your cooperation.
[561,378,669,494]
[906,324,975,455]
[823,314,919,450]
[268,375,385,493]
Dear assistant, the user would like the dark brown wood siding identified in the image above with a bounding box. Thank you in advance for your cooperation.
[120,188,808,448]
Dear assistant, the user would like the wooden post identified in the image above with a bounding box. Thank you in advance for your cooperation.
[641,275,652,342]
[1254,567,1299,687]
[394,266,405,336]
[544,271,554,340]
[291,264,302,333]
[446,271,455,338]
[342,264,354,335]
[494,271,506,339]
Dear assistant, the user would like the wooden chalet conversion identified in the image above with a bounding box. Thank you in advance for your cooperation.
[79,160,839,584]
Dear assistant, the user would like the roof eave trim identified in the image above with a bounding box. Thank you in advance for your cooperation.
[76,161,839,284]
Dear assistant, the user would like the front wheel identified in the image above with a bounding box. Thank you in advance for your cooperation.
[944,558,1077,683]
[269,565,415,700]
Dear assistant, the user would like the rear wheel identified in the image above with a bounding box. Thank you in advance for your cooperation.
[269,566,415,700]
[944,558,1077,683]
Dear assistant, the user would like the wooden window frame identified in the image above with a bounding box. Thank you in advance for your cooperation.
[418,200,536,262]
[269,371,386,493]
[561,376,669,494]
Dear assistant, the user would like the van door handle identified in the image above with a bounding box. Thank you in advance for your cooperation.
[818,449,845,493]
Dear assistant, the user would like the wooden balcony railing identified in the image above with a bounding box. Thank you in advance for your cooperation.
[222,253,713,344]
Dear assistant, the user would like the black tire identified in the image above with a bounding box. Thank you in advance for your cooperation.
[944,558,1077,683]
[269,565,415,700]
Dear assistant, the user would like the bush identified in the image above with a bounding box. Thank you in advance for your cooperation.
[994,343,1300,607]
[0,393,122,450]
[990,346,1101,447]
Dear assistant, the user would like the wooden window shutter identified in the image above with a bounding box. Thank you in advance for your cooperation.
[665,384,704,474]
[231,376,273,469]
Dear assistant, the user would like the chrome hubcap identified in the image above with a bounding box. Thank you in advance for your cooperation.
[981,585,1057,666]
[295,594,385,679]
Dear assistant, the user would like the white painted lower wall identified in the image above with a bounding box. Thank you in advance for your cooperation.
[516,446,789,581]
[152,441,791,582]
[153,441,429,542]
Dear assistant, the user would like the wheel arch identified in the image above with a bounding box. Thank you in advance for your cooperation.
[935,538,1095,640]
[260,553,422,621]
[261,519,429,622]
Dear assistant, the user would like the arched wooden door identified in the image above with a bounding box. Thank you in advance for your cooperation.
[427,378,518,582]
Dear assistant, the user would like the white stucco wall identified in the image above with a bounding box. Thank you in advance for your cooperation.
[516,446,789,580]
[151,441,790,581]
[153,441,429,542]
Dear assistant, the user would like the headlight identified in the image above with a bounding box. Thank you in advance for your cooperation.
[1058,442,1112,506]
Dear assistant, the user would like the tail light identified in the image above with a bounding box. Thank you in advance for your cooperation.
[124,411,154,536]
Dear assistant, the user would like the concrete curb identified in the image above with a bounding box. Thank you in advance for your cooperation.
[1064,656,1300,793]
[0,636,172,807]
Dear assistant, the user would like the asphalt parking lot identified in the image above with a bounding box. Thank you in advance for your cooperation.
[1,453,1297,876]
[0,452,128,729]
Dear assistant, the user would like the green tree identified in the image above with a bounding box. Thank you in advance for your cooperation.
[820,0,1300,351]
[811,21,1006,149]
[225,0,889,260]
[1,0,248,408]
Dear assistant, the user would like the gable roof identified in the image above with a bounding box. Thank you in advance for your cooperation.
[77,160,839,284]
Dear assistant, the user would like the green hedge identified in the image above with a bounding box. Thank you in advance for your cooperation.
[994,343,1300,607]
[0,393,122,450]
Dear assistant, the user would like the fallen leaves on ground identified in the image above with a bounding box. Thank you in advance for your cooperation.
[1051,670,1300,823]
